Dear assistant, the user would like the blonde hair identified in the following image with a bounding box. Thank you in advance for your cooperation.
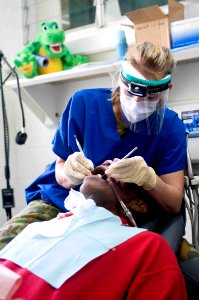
[112,42,176,103]
[126,42,176,80]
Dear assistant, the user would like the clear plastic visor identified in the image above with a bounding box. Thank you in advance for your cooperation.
[119,79,169,135]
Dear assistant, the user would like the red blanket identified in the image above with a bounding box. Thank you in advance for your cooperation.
[0,231,187,300]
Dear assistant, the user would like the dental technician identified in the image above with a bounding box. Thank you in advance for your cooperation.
[0,42,187,250]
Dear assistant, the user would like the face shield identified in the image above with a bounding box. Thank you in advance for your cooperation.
[119,61,171,135]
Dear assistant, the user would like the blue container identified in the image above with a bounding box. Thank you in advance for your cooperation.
[171,17,199,49]
[116,30,128,60]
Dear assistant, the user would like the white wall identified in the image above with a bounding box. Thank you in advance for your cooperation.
[0,0,56,224]
[0,0,23,223]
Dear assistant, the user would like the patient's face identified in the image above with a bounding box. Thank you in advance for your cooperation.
[80,161,148,215]
[80,161,118,213]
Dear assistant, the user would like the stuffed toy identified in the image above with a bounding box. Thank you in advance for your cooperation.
[14,21,87,78]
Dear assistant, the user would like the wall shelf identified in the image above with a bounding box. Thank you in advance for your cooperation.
[6,61,122,124]
[6,61,122,89]
[6,45,199,124]
[171,44,199,62]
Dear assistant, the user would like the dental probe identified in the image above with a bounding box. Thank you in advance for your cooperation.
[122,146,138,159]
[74,135,83,153]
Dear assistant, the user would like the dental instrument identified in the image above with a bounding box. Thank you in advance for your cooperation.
[108,178,137,227]
[74,135,83,153]
[122,146,138,159]
[120,200,137,227]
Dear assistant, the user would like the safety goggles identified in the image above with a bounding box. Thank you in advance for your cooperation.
[121,61,171,98]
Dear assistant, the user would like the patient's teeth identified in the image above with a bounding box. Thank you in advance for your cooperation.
[97,174,102,178]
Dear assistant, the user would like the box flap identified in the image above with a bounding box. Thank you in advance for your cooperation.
[168,0,184,22]
[126,5,167,25]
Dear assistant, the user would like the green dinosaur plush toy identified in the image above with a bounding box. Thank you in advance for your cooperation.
[14,21,87,78]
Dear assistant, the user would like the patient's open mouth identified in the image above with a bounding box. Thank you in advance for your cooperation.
[92,166,107,180]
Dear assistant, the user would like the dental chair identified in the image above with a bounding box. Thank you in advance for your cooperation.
[155,134,199,300]
[143,132,199,300]
[180,136,199,300]
[184,140,199,251]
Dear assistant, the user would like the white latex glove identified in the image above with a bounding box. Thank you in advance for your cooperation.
[105,156,156,190]
[64,152,94,185]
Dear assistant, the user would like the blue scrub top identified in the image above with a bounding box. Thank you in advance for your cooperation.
[25,88,187,211]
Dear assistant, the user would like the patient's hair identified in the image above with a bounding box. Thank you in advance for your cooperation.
[112,41,176,103]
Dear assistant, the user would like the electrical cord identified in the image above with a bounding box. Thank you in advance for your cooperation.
[0,50,15,220]
[0,67,10,188]
[2,53,26,134]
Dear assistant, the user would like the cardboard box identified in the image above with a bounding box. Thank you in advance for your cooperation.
[125,0,184,48]
[168,0,184,23]
[171,17,199,49]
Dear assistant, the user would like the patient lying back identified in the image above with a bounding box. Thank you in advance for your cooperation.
[77,160,162,227]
